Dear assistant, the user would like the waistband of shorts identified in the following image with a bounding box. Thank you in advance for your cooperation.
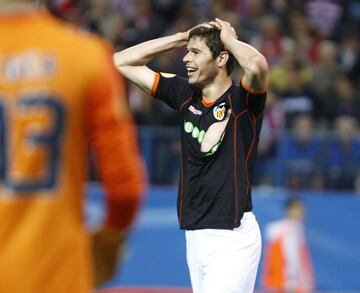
[242,211,254,219]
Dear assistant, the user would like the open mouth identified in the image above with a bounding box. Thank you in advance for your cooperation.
[186,67,197,76]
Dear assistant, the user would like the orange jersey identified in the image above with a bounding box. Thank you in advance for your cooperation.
[0,9,145,293]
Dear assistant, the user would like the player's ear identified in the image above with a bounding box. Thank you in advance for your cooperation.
[217,51,229,68]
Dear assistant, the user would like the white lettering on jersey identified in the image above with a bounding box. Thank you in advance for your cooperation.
[188,105,203,116]
[1,50,56,83]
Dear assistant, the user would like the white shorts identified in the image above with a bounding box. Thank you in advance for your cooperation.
[185,212,262,293]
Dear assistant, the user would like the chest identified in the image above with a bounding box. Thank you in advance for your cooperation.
[182,99,232,156]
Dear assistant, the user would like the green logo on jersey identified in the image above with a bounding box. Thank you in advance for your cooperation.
[184,121,194,133]
[192,127,200,139]
[183,120,223,156]
[198,130,205,144]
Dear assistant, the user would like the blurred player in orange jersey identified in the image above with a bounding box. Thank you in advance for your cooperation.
[261,197,315,293]
[0,0,146,293]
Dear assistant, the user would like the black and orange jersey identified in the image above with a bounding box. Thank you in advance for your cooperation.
[0,9,145,293]
[152,72,266,230]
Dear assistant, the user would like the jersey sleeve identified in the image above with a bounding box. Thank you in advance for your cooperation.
[87,42,146,231]
[240,78,267,117]
[151,72,195,113]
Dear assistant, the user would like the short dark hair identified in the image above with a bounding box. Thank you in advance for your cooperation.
[189,26,235,75]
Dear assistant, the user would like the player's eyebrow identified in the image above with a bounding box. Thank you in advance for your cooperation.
[186,47,202,53]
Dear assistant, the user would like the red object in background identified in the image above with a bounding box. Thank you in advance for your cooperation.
[51,0,76,13]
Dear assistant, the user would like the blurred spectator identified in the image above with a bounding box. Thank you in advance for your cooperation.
[129,83,181,126]
[285,11,324,64]
[100,13,127,49]
[340,33,360,74]
[255,89,285,186]
[84,0,113,35]
[236,0,269,39]
[277,115,325,190]
[313,40,340,80]
[262,197,315,293]
[339,33,360,86]
[311,40,342,121]
[324,116,360,190]
[271,0,305,17]
[327,74,360,122]
[281,61,317,126]
[305,0,343,38]
[270,54,310,94]
[250,15,291,65]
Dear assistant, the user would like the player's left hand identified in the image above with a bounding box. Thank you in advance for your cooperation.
[214,18,238,42]
[91,226,127,287]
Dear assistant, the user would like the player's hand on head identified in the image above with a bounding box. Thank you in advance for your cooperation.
[183,22,206,42]
[184,21,219,41]
[199,21,218,30]
[91,226,127,287]
[214,18,238,41]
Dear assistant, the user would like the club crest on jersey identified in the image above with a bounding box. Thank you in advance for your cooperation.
[213,102,226,121]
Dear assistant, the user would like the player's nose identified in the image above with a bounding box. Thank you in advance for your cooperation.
[183,52,190,63]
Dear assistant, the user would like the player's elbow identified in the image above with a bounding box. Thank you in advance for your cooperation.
[249,55,269,78]
[113,52,141,80]
[113,52,126,70]
[245,55,269,85]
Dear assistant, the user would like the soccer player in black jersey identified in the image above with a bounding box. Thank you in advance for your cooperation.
[114,18,269,293]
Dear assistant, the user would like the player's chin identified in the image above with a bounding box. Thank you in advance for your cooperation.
[187,76,198,85]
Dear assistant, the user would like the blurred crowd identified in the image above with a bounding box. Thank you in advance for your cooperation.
[53,0,360,192]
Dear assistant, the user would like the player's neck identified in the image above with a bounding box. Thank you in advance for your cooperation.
[201,75,232,103]
[0,1,39,14]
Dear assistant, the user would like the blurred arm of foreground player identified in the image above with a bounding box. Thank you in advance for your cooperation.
[88,43,146,287]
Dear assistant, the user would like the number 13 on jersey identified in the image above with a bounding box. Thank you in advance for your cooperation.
[0,96,64,194]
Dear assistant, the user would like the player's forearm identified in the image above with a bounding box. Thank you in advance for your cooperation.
[114,32,188,67]
[225,38,268,90]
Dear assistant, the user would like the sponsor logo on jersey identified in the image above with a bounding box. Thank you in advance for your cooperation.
[213,102,226,121]
[184,121,205,144]
[184,121,194,133]
[188,105,202,116]
[183,120,223,155]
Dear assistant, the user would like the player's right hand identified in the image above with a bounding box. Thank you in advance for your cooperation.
[91,226,127,287]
